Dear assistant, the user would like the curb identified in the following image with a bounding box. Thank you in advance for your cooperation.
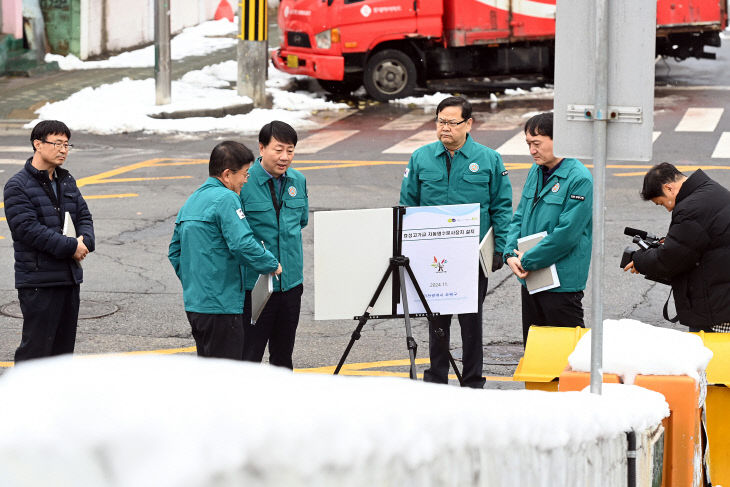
[148,102,254,119]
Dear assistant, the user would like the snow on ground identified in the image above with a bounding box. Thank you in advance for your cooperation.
[36,15,552,135]
[45,18,239,70]
[569,319,714,384]
[30,63,350,135]
[0,354,668,487]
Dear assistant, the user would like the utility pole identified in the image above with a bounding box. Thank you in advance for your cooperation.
[154,0,171,105]
[237,0,268,107]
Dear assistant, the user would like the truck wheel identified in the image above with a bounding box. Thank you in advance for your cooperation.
[364,49,417,101]
[317,77,362,96]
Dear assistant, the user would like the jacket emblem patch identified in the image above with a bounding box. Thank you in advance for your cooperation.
[570,194,585,201]
[501,170,508,176]
[469,163,479,172]
[551,182,560,193]
[288,186,297,197]
[403,167,409,178]
[236,208,245,219]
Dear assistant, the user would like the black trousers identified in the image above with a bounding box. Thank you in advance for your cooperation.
[15,285,80,363]
[423,271,488,388]
[242,284,303,369]
[520,285,585,346]
[186,311,244,360]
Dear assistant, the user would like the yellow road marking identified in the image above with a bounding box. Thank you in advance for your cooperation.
[0,352,513,382]
[152,160,206,167]
[76,158,169,187]
[84,176,192,184]
[84,193,138,200]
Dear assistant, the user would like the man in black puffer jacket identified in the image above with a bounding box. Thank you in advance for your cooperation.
[3,120,95,361]
[623,162,730,332]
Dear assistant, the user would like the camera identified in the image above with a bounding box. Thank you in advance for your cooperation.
[620,227,671,285]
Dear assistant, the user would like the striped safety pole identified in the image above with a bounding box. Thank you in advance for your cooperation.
[237,0,269,107]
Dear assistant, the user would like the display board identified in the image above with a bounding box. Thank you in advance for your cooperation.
[313,208,394,320]
[398,204,480,315]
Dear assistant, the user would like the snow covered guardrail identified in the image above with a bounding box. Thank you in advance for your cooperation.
[0,355,668,487]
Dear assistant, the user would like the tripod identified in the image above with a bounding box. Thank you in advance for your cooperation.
[333,207,463,384]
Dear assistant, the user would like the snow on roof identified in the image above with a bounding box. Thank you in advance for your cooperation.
[568,319,713,383]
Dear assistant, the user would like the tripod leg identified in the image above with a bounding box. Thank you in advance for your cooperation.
[397,266,418,380]
[334,262,394,375]
[333,315,367,375]
[405,262,463,385]
[448,352,464,385]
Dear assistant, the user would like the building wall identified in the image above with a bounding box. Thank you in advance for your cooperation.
[1,0,23,39]
[77,0,222,59]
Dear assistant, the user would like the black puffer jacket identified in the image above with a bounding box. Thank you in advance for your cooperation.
[633,169,730,330]
[3,158,95,288]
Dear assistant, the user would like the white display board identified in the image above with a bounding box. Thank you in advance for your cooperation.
[313,208,394,320]
[398,204,480,315]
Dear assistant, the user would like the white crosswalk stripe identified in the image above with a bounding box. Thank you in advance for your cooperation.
[0,146,29,152]
[382,130,436,154]
[653,131,661,143]
[380,111,434,131]
[296,130,359,154]
[307,111,355,130]
[0,159,24,165]
[675,107,724,132]
[496,131,530,156]
[711,132,730,158]
[473,108,535,131]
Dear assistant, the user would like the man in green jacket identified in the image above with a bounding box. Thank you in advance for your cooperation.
[503,112,593,346]
[169,141,281,359]
[399,96,513,388]
[240,121,308,369]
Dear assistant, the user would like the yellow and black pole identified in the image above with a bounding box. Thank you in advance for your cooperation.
[237,0,269,107]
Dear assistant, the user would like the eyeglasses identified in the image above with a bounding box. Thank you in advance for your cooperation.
[436,119,467,127]
[41,140,74,151]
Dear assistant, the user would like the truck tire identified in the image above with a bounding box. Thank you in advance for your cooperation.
[317,77,362,96]
[363,49,417,101]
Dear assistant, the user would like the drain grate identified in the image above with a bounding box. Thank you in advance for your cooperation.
[0,301,119,319]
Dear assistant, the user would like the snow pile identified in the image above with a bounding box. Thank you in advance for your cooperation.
[569,319,713,384]
[390,92,451,107]
[45,18,238,70]
[0,355,669,487]
[30,64,350,135]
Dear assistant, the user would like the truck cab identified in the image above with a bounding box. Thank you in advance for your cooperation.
[272,0,442,100]
[272,0,727,101]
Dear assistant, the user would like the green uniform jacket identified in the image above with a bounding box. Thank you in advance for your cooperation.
[240,159,308,292]
[503,158,593,292]
[168,177,279,314]
[399,134,513,251]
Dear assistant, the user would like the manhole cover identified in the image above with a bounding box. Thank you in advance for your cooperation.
[0,300,119,319]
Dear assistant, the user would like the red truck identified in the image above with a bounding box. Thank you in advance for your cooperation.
[271,0,728,101]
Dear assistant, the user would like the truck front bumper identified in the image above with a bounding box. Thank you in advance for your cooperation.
[271,48,345,81]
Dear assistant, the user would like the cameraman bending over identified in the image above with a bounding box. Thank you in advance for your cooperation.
[624,163,730,332]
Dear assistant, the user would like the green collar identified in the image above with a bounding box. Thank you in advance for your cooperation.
[251,157,287,186]
[434,133,475,159]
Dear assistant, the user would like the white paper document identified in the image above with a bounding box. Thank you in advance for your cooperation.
[250,273,273,324]
[517,231,560,294]
[62,212,76,238]
[478,226,495,277]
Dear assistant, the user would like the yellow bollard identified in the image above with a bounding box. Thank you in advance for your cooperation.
[512,326,589,391]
